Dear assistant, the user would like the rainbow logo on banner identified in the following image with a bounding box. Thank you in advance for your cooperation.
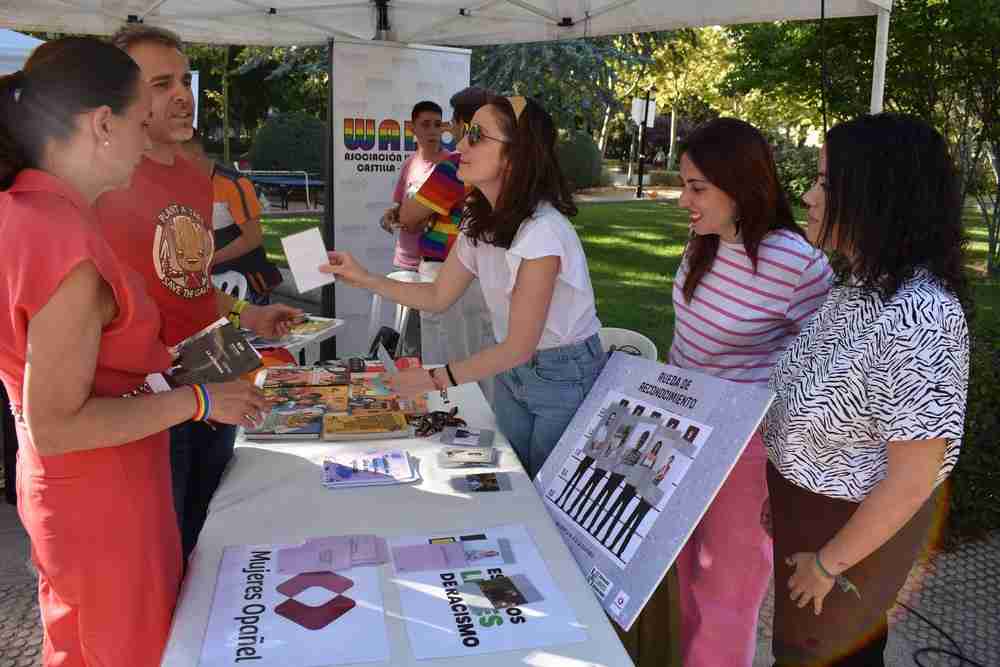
[378,120,401,151]
[343,114,457,173]
[343,118,376,151]
[403,121,417,152]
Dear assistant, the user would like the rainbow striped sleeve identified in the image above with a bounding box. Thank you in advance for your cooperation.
[413,153,464,216]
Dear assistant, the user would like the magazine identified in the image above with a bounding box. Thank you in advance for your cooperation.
[265,385,349,413]
[350,372,394,398]
[347,397,401,415]
[262,365,348,388]
[249,316,344,349]
[322,412,413,441]
[245,407,324,440]
[167,317,261,385]
[320,449,419,488]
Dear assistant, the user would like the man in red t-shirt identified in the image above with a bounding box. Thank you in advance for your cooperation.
[96,25,301,562]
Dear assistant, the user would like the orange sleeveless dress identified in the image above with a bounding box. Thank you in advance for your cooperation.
[0,170,182,666]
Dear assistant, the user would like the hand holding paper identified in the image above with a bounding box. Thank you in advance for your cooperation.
[281,228,335,293]
[319,250,373,289]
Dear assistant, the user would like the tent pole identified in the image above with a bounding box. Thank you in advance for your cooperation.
[869,6,890,113]
[321,37,337,360]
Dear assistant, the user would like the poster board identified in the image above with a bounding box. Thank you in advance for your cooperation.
[534,353,773,630]
[198,543,389,666]
[388,524,587,659]
[331,39,471,355]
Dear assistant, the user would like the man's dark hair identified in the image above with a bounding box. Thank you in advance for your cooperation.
[111,24,184,52]
[411,100,442,121]
[449,86,489,125]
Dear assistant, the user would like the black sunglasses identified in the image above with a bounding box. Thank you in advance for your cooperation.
[464,121,511,146]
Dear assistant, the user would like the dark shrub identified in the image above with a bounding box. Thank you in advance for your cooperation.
[249,112,326,176]
[557,130,603,190]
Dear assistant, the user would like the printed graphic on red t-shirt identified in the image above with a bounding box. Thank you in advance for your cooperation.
[153,203,215,299]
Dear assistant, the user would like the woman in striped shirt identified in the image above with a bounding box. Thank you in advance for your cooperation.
[669,118,832,667]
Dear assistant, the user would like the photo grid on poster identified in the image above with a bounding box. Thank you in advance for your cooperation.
[541,389,712,568]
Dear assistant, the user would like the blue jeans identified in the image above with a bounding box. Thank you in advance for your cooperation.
[494,334,605,478]
[170,421,237,563]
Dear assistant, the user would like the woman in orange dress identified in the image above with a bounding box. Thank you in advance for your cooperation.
[0,37,267,666]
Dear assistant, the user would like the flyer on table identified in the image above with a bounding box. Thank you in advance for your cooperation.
[388,523,587,659]
[198,543,389,666]
[534,353,774,631]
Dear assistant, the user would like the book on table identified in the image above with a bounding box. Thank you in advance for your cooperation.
[244,359,428,441]
[321,448,419,488]
[261,364,349,388]
[265,385,350,413]
[245,406,324,440]
[322,412,413,441]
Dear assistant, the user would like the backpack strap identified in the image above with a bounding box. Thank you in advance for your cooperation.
[213,162,253,223]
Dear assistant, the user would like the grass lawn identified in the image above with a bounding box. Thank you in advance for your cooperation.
[262,200,1000,358]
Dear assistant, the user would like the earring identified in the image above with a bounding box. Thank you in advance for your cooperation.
[103,140,110,147]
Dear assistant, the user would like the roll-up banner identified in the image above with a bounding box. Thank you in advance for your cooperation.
[330,39,471,356]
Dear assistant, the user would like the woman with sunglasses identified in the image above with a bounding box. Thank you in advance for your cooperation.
[764,114,969,666]
[323,95,603,477]
[391,87,495,402]
[0,38,265,665]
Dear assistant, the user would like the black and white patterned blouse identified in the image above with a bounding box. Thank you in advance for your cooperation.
[763,269,969,502]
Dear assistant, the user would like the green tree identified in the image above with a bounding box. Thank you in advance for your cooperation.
[648,27,731,168]
[948,0,1000,274]
[726,0,1000,272]
[471,34,665,145]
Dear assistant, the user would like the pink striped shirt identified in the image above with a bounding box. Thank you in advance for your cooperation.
[668,230,832,385]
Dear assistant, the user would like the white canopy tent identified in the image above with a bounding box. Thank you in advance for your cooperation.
[2,0,890,111]
[0,28,44,75]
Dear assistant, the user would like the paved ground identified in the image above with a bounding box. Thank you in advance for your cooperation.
[0,505,42,666]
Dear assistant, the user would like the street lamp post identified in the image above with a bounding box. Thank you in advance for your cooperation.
[635,89,654,199]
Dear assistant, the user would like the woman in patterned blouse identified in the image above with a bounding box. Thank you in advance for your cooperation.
[762,114,971,666]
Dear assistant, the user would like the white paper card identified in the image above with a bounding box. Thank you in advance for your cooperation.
[280,228,335,293]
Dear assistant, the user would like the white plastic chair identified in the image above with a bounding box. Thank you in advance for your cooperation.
[367,270,431,356]
[212,270,249,301]
[598,327,659,361]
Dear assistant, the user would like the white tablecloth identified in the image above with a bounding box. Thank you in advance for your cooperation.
[161,383,635,667]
